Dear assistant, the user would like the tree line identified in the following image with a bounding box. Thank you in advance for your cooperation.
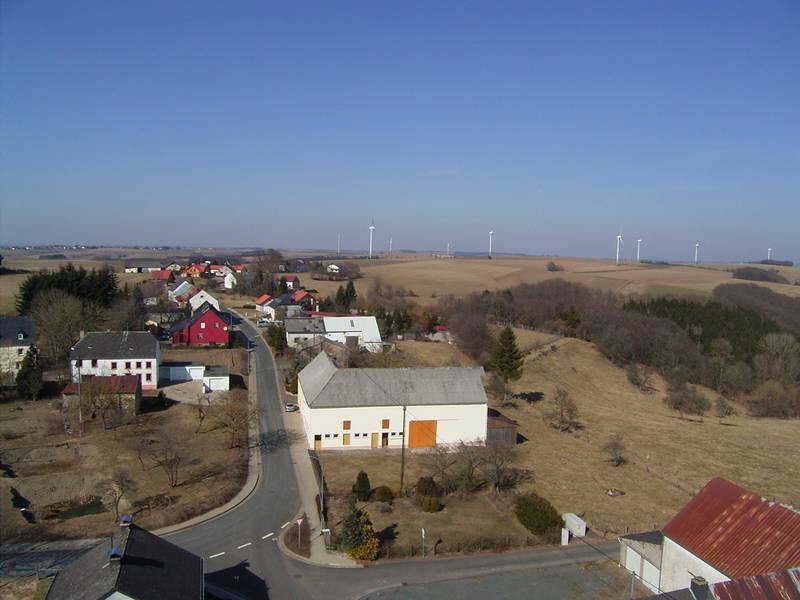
[16,263,119,314]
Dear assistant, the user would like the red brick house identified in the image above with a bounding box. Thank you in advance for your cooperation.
[170,302,230,345]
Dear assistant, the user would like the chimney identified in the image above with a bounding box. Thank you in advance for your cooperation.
[690,576,709,600]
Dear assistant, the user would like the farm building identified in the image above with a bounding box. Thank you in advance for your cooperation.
[486,408,519,447]
[620,477,800,594]
[169,302,230,345]
[321,315,382,352]
[297,352,487,451]
[70,331,160,390]
[62,374,141,428]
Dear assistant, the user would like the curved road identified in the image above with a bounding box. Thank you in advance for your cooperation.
[165,317,619,600]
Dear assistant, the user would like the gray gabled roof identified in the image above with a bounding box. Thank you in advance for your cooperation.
[0,316,33,348]
[299,351,488,409]
[70,331,158,360]
[284,316,325,334]
[45,524,203,600]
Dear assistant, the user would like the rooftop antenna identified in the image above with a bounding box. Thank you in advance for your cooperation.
[615,232,624,266]
[636,238,642,262]
[488,231,494,259]
[368,220,375,259]
[767,247,772,261]
[694,242,700,265]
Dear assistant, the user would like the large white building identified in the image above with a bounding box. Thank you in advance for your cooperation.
[321,316,382,352]
[297,352,488,451]
[0,317,34,376]
[620,477,800,595]
[70,331,161,390]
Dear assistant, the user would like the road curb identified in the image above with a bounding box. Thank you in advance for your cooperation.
[277,520,364,569]
[156,321,262,537]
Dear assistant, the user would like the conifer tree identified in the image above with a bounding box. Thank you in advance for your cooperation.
[16,346,43,401]
[491,327,523,383]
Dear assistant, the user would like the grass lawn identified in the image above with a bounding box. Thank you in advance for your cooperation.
[161,346,248,375]
[0,396,248,543]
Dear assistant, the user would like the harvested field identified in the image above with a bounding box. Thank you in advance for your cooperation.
[0,396,249,543]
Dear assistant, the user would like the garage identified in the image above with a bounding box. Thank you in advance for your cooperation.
[408,420,437,448]
[202,365,230,392]
[619,530,663,594]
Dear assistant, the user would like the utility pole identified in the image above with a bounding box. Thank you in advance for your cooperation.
[399,404,407,493]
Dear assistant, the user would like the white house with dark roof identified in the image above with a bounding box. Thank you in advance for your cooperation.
[0,316,34,375]
[188,289,219,313]
[321,315,382,352]
[70,331,160,390]
[297,351,487,451]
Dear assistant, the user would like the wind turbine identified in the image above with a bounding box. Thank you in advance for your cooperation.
[694,242,700,265]
[389,237,393,257]
[636,239,642,262]
[337,234,341,256]
[615,233,624,266]
[368,220,375,259]
[768,247,772,261]
[488,231,494,259]
[446,242,450,257]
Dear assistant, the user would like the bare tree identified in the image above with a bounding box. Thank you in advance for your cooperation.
[453,441,485,492]
[603,434,626,466]
[31,289,95,364]
[754,333,799,386]
[150,426,186,487]
[104,469,137,520]
[479,445,519,493]
[421,446,459,493]
[544,388,580,432]
[213,389,257,449]
[195,396,212,433]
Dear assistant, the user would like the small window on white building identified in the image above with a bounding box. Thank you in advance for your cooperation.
[17,348,23,355]
[324,434,331,438]
[18,332,24,341]
[333,434,338,438]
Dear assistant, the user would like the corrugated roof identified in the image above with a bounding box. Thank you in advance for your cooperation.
[299,351,487,408]
[662,477,800,579]
[713,568,800,600]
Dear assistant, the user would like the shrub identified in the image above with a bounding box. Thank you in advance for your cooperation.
[372,485,394,503]
[415,476,442,498]
[603,433,626,466]
[546,261,564,272]
[242,303,255,309]
[748,380,800,418]
[352,471,371,501]
[732,267,789,284]
[340,505,380,560]
[515,492,562,543]
[715,397,735,423]
[420,495,442,513]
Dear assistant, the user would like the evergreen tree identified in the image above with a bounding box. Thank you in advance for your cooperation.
[279,276,288,294]
[491,327,523,383]
[340,504,380,560]
[343,280,357,309]
[334,285,346,308]
[16,346,43,401]
[352,470,371,501]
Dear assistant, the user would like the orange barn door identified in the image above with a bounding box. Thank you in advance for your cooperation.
[408,420,437,448]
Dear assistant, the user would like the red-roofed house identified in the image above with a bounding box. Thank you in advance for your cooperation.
[183,263,207,277]
[208,264,224,274]
[150,270,175,283]
[284,275,299,290]
[620,477,800,594]
[231,264,247,273]
[170,303,230,345]
[255,294,272,313]
[62,375,142,431]
[292,290,317,310]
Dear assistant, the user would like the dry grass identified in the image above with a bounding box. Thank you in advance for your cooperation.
[320,450,532,556]
[502,337,800,535]
[0,398,248,543]
[352,340,474,369]
[0,577,51,600]
[161,346,248,374]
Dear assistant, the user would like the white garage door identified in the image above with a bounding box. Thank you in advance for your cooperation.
[642,559,660,593]
[625,547,641,574]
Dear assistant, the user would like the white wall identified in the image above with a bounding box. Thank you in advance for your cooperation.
[0,345,29,375]
[159,364,204,382]
[189,290,219,312]
[286,333,324,349]
[71,348,161,390]
[622,546,660,594]
[660,536,728,592]
[298,381,486,449]
[203,376,229,392]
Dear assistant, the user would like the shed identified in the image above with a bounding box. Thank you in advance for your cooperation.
[486,408,519,447]
[203,365,229,392]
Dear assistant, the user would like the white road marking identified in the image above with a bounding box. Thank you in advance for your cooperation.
[209,552,225,559]
[281,521,290,529]
[237,542,252,550]
[262,532,274,539]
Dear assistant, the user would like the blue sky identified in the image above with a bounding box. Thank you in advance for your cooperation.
[2,1,798,262]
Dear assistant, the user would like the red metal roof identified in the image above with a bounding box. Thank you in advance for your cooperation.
[255,294,271,305]
[662,478,800,579]
[713,568,800,600]
[293,290,315,301]
[150,270,173,280]
[285,275,298,281]
[434,325,449,331]
[63,375,140,395]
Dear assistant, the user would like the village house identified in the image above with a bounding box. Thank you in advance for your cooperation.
[188,289,219,312]
[284,316,326,348]
[44,522,203,600]
[255,293,273,313]
[321,315,382,352]
[297,352,488,451]
[168,280,193,302]
[62,374,141,429]
[292,289,317,310]
[207,264,224,275]
[619,477,800,594]
[326,263,341,274]
[641,568,800,600]
[70,331,160,390]
[164,261,183,272]
[284,274,300,290]
[0,316,34,375]
[223,271,237,289]
[230,263,247,273]
[183,263,207,277]
[149,270,175,283]
[262,294,302,320]
[170,302,230,345]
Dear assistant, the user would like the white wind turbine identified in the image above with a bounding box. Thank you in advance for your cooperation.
[636,238,642,262]
[368,220,375,259]
[768,247,772,261]
[615,233,624,266]
[694,242,700,265]
[488,231,494,259]
[389,237,393,257]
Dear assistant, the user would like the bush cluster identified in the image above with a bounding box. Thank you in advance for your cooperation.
[371,485,394,503]
[515,492,562,543]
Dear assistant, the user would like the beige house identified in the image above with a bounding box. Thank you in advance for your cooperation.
[0,317,34,376]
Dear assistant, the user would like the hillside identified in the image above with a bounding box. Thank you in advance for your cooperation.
[500,332,800,535]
